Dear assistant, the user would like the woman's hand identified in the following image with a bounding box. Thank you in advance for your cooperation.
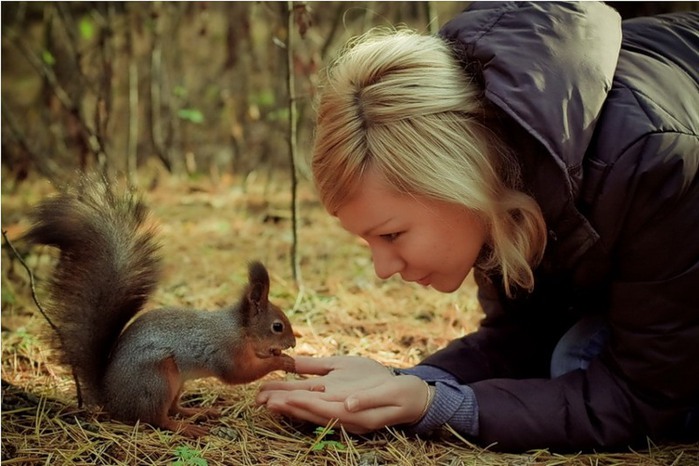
[256,356,431,434]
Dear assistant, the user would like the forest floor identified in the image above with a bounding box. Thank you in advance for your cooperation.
[1,169,697,465]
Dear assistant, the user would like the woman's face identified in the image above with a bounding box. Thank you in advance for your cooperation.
[335,168,487,293]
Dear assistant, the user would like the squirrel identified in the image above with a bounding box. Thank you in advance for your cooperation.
[22,175,296,438]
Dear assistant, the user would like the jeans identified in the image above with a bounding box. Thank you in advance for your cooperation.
[550,314,610,378]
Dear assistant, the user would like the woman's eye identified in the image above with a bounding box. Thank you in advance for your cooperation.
[380,232,401,242]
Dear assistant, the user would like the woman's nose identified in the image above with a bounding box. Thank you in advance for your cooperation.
[371,246,404,279]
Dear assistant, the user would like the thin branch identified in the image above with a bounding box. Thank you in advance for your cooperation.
[148,3,173,172]
[54,3,94,95]
[1,230,84,406]
[1,231,55,333]
[320,2,346,60]
[126,7,139,180]
[286,1,303,290]
[424,1,438,35]
[93,4,116,173]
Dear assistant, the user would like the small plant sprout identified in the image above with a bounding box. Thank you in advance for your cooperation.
[171,445,208,466]
[310,426,347,452]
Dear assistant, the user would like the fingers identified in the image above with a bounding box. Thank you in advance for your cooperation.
[266,394,339,427]
[262,390,363,430]
[276,391,380,434]
[290,355,379,375]
[259,385,412,434]
[260,357,336,386]
[344,375,427,425]
[266,399,368,435]
[259,378,326,393]
[257,355,359,396]
[292,356,338,375]
[298,401,403,433]
[256,356,339,393]
[256,384,327,405]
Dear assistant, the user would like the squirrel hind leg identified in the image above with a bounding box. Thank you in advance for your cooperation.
[105,356,195,436]
[152,417,210,438]
[169,392,222,420]
[170,404,222,420]
[149,416,209,438]
[123,357,210,438]
[153,357,213,438]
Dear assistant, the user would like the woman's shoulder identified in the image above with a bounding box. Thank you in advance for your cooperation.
[582,11,698,211]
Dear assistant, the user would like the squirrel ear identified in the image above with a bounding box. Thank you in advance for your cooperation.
[244,261,270,315]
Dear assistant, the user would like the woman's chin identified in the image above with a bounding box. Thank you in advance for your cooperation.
[430,279,463,294]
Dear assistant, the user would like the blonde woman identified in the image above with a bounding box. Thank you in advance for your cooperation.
[258,2,699,451]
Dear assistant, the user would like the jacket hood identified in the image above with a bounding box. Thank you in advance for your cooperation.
[440,1,622,178]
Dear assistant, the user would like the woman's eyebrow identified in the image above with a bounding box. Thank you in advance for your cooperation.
[360,217,395,237]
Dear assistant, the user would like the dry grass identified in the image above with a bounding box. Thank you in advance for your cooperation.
[2,170,697,465]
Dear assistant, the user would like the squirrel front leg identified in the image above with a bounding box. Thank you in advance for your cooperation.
[266,353,296,374]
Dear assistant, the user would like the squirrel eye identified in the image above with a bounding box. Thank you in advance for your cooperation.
[272,321,284,333]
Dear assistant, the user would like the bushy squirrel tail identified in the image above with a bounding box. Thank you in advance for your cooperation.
[24,175,162,404]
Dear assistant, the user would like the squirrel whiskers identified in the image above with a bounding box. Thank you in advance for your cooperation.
[24,175,296,437]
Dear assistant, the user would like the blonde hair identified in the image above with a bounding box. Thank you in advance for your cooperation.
[312,29,547,296]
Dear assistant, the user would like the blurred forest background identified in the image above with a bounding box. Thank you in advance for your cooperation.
[2,1,696,188]
[2,1,468,187]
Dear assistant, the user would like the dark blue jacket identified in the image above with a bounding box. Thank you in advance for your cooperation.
[422,2,699,450]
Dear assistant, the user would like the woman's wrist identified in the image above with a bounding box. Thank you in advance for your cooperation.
[408,381,436,425]
[404,381,480,438]
[384,365,438,426]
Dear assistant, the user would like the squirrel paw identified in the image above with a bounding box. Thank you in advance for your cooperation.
[280,354,296,373]
[156,418,210,438]
[171,405,222,420]
[177,422,210,439]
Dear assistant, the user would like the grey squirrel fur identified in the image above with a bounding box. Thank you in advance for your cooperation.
[23,175,296,437]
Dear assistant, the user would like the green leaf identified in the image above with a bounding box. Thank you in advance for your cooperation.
[2,282,16,305]
[266,108,289,122]
[314,426,334,435]
[310,427,346,451]
[311,440,346,451]
[173,85,188,98]
[171,446,208,466]
[252,89,275,107]
[325,440,347,451]
[14,327,37,351]
[79,16,94,40]
[41,50,56,66]
[177,108,204,124]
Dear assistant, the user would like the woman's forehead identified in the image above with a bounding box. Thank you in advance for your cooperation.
[335,169,433,235]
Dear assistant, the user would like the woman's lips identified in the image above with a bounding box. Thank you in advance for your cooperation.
[416,275,431,286]
[402,273,431,286]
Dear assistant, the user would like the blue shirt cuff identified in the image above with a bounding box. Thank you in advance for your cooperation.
[403,379,479,438]
[395,364,458,383]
